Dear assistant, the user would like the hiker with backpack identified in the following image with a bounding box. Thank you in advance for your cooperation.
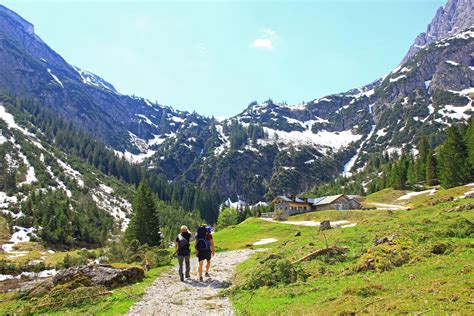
[175,225,191,282]
[195,225,215,281]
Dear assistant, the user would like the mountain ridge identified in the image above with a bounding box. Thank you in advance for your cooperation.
[0,0,472,203]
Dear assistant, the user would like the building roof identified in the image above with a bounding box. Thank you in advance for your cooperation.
[308,197,325,204]
[313,194,344,206]
[277,195,292,202]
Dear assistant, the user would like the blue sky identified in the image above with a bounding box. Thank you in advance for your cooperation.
[2,0,444,117]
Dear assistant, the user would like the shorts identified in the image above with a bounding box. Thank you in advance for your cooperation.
[197,249,211,262]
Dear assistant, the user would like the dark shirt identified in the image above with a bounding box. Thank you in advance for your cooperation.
[176,232,191,256]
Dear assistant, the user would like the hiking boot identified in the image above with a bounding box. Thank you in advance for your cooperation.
[185,274,190,278]
[199,276,203,282]
[205,272,210,278]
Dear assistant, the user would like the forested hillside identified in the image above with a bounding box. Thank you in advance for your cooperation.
[0,2,471,203]
[307,119,474,198]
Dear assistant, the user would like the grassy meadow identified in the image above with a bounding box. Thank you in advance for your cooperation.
[214,186,474,315]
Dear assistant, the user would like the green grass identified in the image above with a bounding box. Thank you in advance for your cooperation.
[365,188,409,204]
[214,218,314,251]
[215,194,474,315]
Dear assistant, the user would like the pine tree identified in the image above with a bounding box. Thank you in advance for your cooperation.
[407,157,416,187]
[418,133,429,163]
[465,118,474,175]
[437,126,469,188]
[425,149,437,186]
[125,182,161,246]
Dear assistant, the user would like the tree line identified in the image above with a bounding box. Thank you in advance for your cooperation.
[0,92,222,223]
[309,118,474,196]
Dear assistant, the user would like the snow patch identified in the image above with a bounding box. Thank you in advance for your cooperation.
[424,80,431,90]
[446,60,460,66]
[389,75,406,83]
[253,238,278,246]
[2,226,37,253]
[397,189,437,200]
[343,125,376,177]
[47,69,63,88]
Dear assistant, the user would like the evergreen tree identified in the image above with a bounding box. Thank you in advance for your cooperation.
[418,133,429,163]
[425,149,437,186]
[437,126,469,188]
[125,182,161,246]
[465,118,474,175]
[407,157,416,187]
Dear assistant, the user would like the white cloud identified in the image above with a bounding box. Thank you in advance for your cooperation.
[250,27,278,52]
[250,38,273,51]
[262,28,277,37]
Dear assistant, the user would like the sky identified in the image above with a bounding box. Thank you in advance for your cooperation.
[2,0,445,117]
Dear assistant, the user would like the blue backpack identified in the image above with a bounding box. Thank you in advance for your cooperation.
[196,226,209,251]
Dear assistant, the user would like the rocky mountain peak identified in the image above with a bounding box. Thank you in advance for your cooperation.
[402,0,474,63]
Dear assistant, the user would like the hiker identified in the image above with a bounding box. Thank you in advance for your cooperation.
[205,226,215,276]
[175,225,191,282]
[195,225,215,281]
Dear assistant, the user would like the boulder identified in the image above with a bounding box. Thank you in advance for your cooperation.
[373,235,396,246]
[52,265,144,289]
[320,221,331,230]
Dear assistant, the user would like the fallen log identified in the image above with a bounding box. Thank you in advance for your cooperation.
[292,246,348,264]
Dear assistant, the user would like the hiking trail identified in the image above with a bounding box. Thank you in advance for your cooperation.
[127,249,256,316]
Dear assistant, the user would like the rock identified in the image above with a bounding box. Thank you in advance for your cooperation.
[465,192,474,199]
[402,0,474,63]
[449,203,474,212]
[294,231,301,237]
[373,235,397,246]
[432,243,448,255]
[52,265,144,289]
[320,221,331,231]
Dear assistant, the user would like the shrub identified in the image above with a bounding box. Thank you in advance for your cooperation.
[355,241,412,273]
[217,208,239,229]
[243,258,306,290]
[343,284,384,297]
[273,209,288,221]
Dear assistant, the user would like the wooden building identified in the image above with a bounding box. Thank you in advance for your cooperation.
[267,194,362,217]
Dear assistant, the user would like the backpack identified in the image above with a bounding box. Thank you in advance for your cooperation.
[177,233,189,250]
[196,226,210,251]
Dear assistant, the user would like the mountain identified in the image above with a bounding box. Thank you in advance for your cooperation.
[0,4,208,155]
[0,0,472,204]
[402,0,474,64]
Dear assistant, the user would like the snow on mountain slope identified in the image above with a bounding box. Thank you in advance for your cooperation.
[73,66,117,93]
[0,103,132,237]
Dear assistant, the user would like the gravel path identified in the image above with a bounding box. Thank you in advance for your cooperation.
[127,249,256,316]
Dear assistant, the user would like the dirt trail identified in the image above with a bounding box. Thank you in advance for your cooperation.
[127,249,255,316]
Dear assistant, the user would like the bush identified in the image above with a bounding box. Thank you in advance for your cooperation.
[0,260,18,274]
[343,284,384,297]
[59,254,88,269]
[243,258,306,289]
[273,209,288,221]
[217,208,239,230]
[355,241,412,273]
[144,248,173,267]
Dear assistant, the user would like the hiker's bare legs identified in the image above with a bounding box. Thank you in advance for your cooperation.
[198,260,204,278]
[205,259,211,274]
